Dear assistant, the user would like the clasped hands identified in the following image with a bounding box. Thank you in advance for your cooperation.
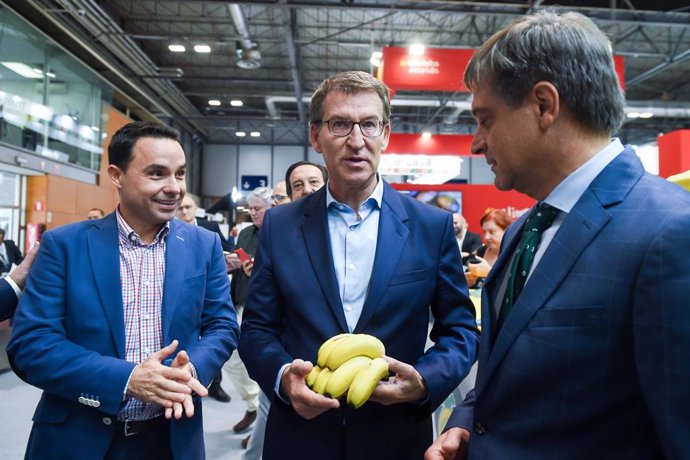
[126,340,208,420]
[280,356,428,420]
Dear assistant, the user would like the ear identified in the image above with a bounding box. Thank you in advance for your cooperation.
[532,81,560,130]
[107,164,124,190]
[309,123,323,154]
[380,122,391,151]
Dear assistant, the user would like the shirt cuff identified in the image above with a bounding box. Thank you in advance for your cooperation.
[123,366,137,402]
[188,361,198,380]
[5,275,21,299]
[274,363,292,404]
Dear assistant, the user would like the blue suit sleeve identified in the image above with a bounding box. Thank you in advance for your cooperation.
[0,278,18,321]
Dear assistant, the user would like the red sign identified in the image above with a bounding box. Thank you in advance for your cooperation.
[381,47,473,93]
[385,133,474,156]
[380,47,625,92]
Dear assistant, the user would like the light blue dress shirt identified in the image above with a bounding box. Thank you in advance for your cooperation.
[326,178,384,332]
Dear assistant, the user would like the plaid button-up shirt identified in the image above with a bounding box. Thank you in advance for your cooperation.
[116,209,169,421]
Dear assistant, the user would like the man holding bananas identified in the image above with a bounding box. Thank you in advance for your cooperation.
[239,71,480,460]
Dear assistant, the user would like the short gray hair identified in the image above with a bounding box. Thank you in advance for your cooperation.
[464,10,625,136]
[309,71,391,124]
[246,186,273,206]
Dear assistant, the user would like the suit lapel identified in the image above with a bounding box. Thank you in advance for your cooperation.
[354,183,408,333]
[478,147,644,390]
[88,214,126,357]
[162,221,188,342]
[301,188,349,332]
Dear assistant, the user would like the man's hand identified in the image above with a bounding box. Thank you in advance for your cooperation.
[225,253,243,272]
[163,349,208,420]
[369,356,428,405]
[242,259,253,277]
[9,242,39,290]
[127,340,197,408]
[424,427,470,460]
[281,359,339,420]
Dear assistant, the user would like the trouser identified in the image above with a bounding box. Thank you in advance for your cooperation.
[224,305,260,412]
[241,391,271,460]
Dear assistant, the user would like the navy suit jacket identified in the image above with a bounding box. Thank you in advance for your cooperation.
[448,147,690,459]
[1,278,18,321]
[239,182,480,460]
[8,213,238,460]
[196,218,235,252]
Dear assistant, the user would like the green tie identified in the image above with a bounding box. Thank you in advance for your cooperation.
[497,203,559,329]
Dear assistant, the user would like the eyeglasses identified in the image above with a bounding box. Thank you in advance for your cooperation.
[316,118,387,138]
[271,194,288,202]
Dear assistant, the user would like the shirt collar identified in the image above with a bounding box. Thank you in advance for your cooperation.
[325,175,384,211]
[116,207,170,246]
[544,138,624,214]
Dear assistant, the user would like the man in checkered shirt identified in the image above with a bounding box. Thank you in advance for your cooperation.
[8,121,238,460]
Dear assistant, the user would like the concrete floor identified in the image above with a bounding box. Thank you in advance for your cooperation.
[0,368,250,460]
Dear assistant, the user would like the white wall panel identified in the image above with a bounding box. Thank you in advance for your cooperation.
[203,144,238,197]
[272,146,304,185]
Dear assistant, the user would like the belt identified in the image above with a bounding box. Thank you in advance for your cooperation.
[115,417,164,437]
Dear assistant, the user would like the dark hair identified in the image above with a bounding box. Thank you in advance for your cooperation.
[464,10,625,136]
[309,71,391,124]
[479,209,513,231]
[285,161,328,197]
[108,121,181,171]
[0,228,5,237]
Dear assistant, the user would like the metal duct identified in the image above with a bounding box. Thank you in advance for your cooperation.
[229,4,261,69]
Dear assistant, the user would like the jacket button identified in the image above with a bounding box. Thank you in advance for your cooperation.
[475,422,487,435]
[102,417,112,425]
[78,397,85,404]
[94,401,101,408]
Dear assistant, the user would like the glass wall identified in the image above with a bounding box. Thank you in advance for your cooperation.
[0,7,112,171]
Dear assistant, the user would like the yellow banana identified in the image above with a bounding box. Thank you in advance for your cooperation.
[316,333,352,368]
[305,365,321,388]
[312,367,332,395]
[347,357,389,409]
[325,334,385,371]
[325,356,372,398]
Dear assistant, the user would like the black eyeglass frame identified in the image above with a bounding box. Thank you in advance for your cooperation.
[315,118,388,138]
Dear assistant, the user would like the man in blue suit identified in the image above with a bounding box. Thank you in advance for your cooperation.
[0,242,39,321]
[8,121,238,460]
[239,71,480,460]
[426,11,690,460]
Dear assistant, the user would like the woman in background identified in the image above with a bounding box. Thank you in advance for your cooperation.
[465,208,513,288]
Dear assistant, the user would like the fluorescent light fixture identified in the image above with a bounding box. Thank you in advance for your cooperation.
[409,43,425,56]
[194,44,211,53]
[421,131,432,139]
[626,112,640,118]
[168,44,186,52]
[638,112,654,118]
[46,72,56,78]
[1,62,44,79]
[208,99,221,106]
[250,131,260,137]
[230,100,243,107]
[235,131,246,137]
[370,51,383,67]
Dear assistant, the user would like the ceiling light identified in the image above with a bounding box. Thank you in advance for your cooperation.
[235,131,246,137]
[626,112,641,118]
[409,43,425,56]
[370,51,383,67]
[46,72,56,78]
[194,44,211,53]
[250,131,260,137]
[208,99,221,106]
[230,100,243,107]
[1,62,44,79]
[638,112,654,118]
[168,44,186,53]
[421,131,432,139]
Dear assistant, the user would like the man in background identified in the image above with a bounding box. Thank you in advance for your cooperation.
[86,208,105,220]
[285,160,328,200]
[0,242,39,321]
[426,10,690,460]
[270,181,290,207]
[0,228,23,274]
[176,193,234,404]
[9,121,238,460]
[239,71,478,459]
[452,213,482,257]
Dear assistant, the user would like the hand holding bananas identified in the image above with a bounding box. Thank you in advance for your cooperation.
[306,333,396,408]
[280,358,340,420]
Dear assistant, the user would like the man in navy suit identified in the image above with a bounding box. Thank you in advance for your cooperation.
[426,11,690,460]
[9,121,238,460]
[239,71,480,460]
[0,242,39,321]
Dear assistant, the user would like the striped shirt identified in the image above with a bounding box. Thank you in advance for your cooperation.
[116,209,169,421]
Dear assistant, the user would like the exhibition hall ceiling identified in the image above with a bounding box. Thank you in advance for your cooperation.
[6,0,690,146]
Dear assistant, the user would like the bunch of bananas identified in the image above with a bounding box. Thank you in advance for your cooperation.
[305,333,389,409]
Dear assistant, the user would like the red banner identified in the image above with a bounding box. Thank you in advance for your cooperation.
[380,47,624,92]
